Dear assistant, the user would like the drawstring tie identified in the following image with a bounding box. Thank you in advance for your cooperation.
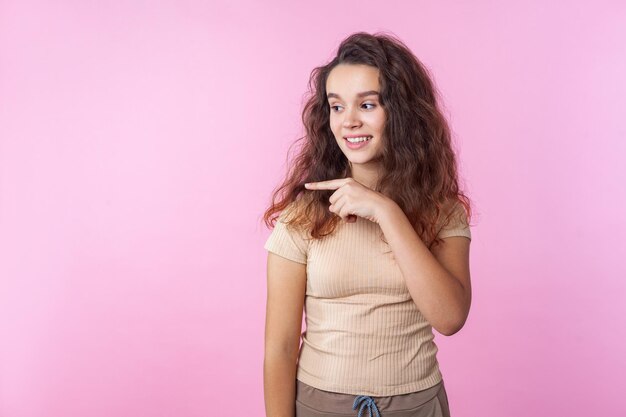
[352,395,381,417]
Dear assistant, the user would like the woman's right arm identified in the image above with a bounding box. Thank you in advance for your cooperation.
[264,252,307,417]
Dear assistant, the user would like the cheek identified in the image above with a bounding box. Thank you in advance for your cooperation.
[374,111,386,129]
[330,119,341,136]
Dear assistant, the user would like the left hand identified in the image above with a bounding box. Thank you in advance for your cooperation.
[304,177,390,224]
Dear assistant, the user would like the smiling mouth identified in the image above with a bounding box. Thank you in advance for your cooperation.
[344,135,373,143]
[344,136,373,149]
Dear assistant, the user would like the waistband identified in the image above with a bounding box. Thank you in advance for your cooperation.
[295,378,445,416]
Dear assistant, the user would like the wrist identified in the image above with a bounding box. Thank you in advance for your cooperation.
[375,196,399,225]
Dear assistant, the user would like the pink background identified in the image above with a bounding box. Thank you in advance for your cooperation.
[1,1,625,416]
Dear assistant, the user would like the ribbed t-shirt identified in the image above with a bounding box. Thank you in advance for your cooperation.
[264,202,471,396]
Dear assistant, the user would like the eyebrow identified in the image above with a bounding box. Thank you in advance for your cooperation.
[327,90,380,100]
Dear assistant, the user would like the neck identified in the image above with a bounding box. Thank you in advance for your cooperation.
[348,162,381,190]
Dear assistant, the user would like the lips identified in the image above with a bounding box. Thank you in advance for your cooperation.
[344,136,372,149]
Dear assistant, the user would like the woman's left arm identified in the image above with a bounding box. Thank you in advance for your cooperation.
[377,199,472,336]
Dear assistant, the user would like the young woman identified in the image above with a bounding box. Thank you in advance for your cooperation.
[262,32,474,417]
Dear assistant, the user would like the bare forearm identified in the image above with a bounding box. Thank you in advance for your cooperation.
[264,350,299,417]
[377,201,467,335]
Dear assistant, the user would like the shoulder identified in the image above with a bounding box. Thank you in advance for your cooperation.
[276,197,307,219]
[276,200,313,240]
[440,199,469,224]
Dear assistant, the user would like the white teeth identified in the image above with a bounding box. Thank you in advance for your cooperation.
[346,136,372,143]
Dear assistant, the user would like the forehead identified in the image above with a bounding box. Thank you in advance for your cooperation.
[326,64,380,97]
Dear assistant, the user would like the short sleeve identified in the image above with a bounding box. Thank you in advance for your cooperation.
[436,202,471,240]
[264,211,309,264]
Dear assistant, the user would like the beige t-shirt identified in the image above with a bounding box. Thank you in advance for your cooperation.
[264,202,471,396]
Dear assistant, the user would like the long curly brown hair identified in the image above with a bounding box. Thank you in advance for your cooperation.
[262,31,473,250]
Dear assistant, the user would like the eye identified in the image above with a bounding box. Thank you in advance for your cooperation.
[330,103,375,112]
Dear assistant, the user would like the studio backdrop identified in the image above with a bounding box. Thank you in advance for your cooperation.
[1,1,624,416]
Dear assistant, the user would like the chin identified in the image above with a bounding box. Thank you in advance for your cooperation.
[347,156,375,164]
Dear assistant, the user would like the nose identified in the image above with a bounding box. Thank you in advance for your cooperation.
[342,106,362,129]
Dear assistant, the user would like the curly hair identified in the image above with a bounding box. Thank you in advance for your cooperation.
[262,31,473,250]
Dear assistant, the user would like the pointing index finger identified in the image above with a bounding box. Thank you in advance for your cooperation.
[304,178,350,190]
